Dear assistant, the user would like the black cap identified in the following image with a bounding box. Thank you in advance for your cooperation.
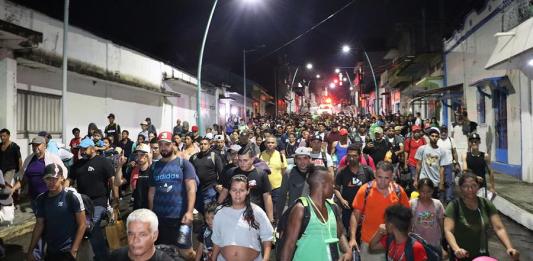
[145,117,151,122]
[439,125,448,131]
[107,113,115,119]
[468,133,481,141]
[309,134,322,142]
[43,163,63,179]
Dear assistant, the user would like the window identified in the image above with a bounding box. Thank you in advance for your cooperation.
[477,90,486,124]
[17,90,62,137]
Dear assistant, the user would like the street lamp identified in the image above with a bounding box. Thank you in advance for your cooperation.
[342,44,351,54]
[329,82,336,89]
[334,68,340,74]
[316,74,321,79]
[197,0,259,135]
[243,44,265,123]
[306,63,313,70]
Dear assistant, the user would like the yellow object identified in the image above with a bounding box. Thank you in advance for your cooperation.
[260,150,288,189]
[410,191,420,200]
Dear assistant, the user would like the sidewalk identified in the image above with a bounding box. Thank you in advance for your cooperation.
[492,172,533,230]
[0,203,36,242]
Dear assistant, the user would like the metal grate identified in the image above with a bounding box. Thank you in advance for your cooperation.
[16,90,62,137]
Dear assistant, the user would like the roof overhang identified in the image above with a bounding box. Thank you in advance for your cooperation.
[469,74,513,95]
[485,17,533,78]
[0,19,42,50]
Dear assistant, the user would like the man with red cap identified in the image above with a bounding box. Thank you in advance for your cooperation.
[331,128,351,167]
[148,131,198,260]
[191,126,201,144]
[404,125,426,191]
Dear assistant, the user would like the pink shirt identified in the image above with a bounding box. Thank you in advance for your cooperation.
[410,198,444,248]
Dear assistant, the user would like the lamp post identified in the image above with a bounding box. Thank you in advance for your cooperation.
[61,0,69,144]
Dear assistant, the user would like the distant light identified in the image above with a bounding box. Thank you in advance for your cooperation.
[350,87,354,91]
[329,82,336,89]
[335,68,340,73]
[306,63,313,70]
[230,107,238,115]
[316,74,321,79]
[342,45,351,53]
[326,97,332,103]
[333,79,338,84]
[343,77,348,82]
[242,0,259,4]
[298,82,303,87]
[528,59,533,66]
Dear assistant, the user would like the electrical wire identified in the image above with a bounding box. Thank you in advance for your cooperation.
[255,0,356,63]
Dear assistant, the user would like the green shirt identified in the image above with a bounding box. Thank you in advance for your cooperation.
[445,197,498,260]
[293,197,339,261]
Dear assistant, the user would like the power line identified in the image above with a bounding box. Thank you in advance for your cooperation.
[255,0,356,63]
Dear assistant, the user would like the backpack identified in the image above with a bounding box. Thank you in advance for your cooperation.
[190,151,216,166]
[275,196,341,260]
[321,151,329,168]
[386,233,442,261]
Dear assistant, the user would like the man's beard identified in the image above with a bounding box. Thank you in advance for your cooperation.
[160,150,173,158]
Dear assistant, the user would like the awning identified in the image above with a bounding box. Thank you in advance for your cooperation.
[469,74,513,94]
[415,76,443,89]
[485,17,533,75]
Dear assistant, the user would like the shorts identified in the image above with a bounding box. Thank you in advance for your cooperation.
[156,218,192,249]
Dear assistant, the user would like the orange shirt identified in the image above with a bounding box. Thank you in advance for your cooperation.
[352,182,410,243]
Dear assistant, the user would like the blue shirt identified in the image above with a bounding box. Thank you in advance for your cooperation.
[35,189,83,253]
[149,158,197,219]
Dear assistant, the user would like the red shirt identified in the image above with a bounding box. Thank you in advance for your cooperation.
[69,137,81,161]
[404,137,426,167]
[338,154,376,172]
[379,235,428,261]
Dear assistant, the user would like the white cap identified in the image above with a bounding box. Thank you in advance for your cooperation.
[294,147,311,157]
[214,135,224,142]
[134,143,150,154]
[205,133,214,140]
[229,144,242,152]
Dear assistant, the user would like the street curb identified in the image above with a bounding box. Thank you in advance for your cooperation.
[0,218,36,241]
[492,193,533,231]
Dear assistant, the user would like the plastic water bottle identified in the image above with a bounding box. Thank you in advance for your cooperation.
[177,224,191,245]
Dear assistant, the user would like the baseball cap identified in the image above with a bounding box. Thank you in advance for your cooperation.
[374,127,384,134]
[134,143,150,154]
[394,126,403,131]
[43,163,63,179]
[309,135,322,142]
[294,147,311,157]
[214,135,224,142]
[229,144,242,152]
[468,133,481,141]
[339,128,349,136]
[205,133,214,140]
[191,126,199,132]
[157,131,173,143]
[30,136,46,145]
[428,127,440,135]
[240,130,250,136]
[140,120,148,126]
[145,117,151,122]
[79,137,95,148]
[439,125,448,131]
[411,125,422,132]
[107,113,115,119]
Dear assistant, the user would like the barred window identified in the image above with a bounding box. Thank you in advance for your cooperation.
[17,90,62,137]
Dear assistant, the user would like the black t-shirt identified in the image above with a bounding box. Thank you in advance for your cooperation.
[190,151,224,192]
[335,165,374,206]
[363,139,391,163]
[223,167,271,209]
[109,247,175,261]
[69,155,114,206]
[133,167,151,210]
[0,142,21,172]
[119,139,134,158]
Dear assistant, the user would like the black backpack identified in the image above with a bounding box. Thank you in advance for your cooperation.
[386,233,442,261]
[67,191,95,236]
[275,197,340,260]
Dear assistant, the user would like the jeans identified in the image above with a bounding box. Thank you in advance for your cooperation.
[271,188,281,220]
[443,165,454,203]
[89,206,109,261]
[341,207,352,236]
[30,199,44,261]
[195,187,217,214]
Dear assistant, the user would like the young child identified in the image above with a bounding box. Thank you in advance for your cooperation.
[369,205,428,261]
[195,203,216,261]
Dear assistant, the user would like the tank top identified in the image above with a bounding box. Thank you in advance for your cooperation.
[293,198,339,261]
[335,141,349,165]
[466,152,486,185]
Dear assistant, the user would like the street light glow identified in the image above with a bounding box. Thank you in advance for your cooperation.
[528,59,533,66]
[335,68,340,73]
[306,63,313,70]
[342,45,351,53]
[316,74,321,79]
[329,82,336,89]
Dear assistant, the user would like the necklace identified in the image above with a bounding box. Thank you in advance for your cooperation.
[389,241,406,261]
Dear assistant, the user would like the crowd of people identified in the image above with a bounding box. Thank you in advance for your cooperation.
[0,110,521,261]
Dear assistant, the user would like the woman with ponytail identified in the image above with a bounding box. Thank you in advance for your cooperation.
[211,175,274,261]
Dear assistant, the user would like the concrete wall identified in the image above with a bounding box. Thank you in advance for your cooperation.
[444,0,532,181]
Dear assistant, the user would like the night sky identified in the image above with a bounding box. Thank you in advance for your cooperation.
[12,0,485,95]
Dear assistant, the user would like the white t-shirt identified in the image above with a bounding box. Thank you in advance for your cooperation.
[212,204,273,253]
[437,137,455,156]
[415,145,453,185]
[310,151,334,168]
